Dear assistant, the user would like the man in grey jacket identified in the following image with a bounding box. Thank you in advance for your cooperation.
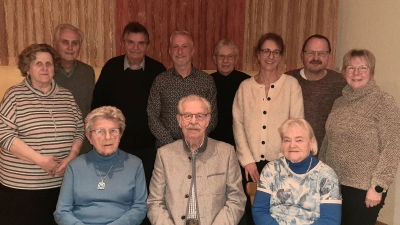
[147,94,246,225]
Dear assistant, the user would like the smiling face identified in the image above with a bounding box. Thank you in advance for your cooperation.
[169,34,195,67]
[344,56,372,90]
[86,118,122,156]
[122,32,149,65]
[281,125,315,163]
[301,37,330,74]
[177,99,210,143]
[213,45,238,76]
[257,40,282,72]
[54,28,81,64]
[28,52,55,90]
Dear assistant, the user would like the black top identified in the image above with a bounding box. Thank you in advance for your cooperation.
[209,70,250,146]
[92,55,166,152]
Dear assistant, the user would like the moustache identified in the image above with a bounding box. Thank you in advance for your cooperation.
[310,60,322,64]
[185,124,202,130]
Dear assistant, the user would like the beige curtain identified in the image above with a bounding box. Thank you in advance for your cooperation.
[0,0,116,67]
[243,0,339,71]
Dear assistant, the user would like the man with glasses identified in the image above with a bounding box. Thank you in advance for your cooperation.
[209,39,250,147]
[147,94,246,225]
[285,34,346,151]
[147,31,217,148]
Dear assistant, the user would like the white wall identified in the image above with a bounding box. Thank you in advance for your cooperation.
[337,0,400,224]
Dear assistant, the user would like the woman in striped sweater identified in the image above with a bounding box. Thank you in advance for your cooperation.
[0,43,84,225]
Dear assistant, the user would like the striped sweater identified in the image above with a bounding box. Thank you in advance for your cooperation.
[0,77,84,190]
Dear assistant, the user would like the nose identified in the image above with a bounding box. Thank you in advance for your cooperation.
[223,56,229,62]
[67,42,72,50]
[177,46,183,54]
[290,140,296,148]
[104,130,111,139]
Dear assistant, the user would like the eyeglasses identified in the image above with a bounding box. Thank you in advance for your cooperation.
[303,50,330,57]
[91,128,120,137]
[216,54,236,61]
[180,113,209,121]
[260,49,281,58]
[345,65,369,74]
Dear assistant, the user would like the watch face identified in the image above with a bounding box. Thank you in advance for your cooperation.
[375,186,384,193]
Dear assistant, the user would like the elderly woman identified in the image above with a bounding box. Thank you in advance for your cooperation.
[0,43,84,224]
[252,118,342,225]
[319,49,400,225]
[233,33,304,223]
[54,106,147,225]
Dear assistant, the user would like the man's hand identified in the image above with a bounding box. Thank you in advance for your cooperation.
[365,187,382,208]
[245,163,259,182]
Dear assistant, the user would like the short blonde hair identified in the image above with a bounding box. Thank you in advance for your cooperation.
[177,94,211,115]
[341,49,376,75]
[278,118,318,155]
[213,39,239,56]
[85,106,126,134]
[53,24,84,45]
[169,30,193,46]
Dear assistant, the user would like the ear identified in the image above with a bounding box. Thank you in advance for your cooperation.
[213,55,217,65]
[86,132,93,144]
[176,114,183,128]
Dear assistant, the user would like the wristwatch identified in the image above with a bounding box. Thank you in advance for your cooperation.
[374,185,384,193]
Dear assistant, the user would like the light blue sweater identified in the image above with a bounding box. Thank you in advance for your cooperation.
[54,148,147,225]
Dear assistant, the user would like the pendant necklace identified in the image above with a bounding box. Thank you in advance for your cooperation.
[95,165,113,190]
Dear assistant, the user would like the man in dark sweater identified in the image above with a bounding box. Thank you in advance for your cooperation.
[91,22,166,211]
[285,34,346,151]
[209,39,249,146]
[53,24,95,154]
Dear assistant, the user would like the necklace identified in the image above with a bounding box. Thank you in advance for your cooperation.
[306,157,313,173]
[95,165,113,190]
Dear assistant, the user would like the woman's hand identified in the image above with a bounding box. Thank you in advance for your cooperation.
[365,187,382,208]
[54,156,75,176]
[37,155,61,177]
[245,163,260,182]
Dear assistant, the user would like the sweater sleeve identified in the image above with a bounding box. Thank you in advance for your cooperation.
[232,82,255,167]
[108,163,148,225]
[252,191,279,225]
[147,77,175,146]
[311,203,341,225]
[371,95,400,190]
[54,165,85,225]
[0,89,18,151]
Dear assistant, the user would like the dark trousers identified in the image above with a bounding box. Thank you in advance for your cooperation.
[0,184,59,225]
[341,185,387,225]
[241,160,269,225]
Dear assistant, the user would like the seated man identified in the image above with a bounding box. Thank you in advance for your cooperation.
[147,94,246,225]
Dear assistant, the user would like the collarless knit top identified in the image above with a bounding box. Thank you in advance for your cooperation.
[320,79,400,191]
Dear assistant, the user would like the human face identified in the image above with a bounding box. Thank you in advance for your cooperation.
[86,118,122,156]
[257,40,281,72]
[28,52,55,90]
[281,125,314,163]
[344,56,372,90]
[301,38,330,74]
[213,45,238,76]
[177,99,210,142]
[169,34,195,67]
[54,29,81,63]
[122,32,148,65]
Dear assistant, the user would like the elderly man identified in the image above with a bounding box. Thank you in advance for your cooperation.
[147,31,217,148]
[209,39,249,146]
[285,34,346,150]
[91,22,166,207]
[147,94,246,225]
[53,24,95,154]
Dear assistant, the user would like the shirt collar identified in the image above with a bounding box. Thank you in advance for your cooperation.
[124,55,145,71]
[60,61,78,77]
[183,136,208,154]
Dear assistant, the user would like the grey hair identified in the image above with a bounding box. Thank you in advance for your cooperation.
[213,39,239,56]
[85,106,126,134]
[177,94,211,115]
[278,118,318,155]
[169,30,193,46]
[53,24,84,45]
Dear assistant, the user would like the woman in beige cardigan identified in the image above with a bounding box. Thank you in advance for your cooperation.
[233,32,304,223]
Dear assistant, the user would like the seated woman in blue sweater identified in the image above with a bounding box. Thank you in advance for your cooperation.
[252,118,341,225]
[54,106,147,225]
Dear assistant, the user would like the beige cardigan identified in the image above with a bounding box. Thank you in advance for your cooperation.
[233,75,304,166]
